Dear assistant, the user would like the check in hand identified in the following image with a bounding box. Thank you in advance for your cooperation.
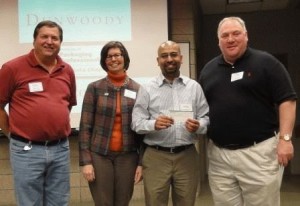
[155,115,174,130]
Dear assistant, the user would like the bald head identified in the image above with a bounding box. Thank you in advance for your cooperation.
[158,41,181,56]
[156,40,183,81]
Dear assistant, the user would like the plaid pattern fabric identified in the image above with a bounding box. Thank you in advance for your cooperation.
[79,77,142,166]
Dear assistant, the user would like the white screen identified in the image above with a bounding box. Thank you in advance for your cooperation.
[0,0,168,128]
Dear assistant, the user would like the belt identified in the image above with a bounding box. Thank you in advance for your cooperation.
[214,137,269,150]
[10,133,67,146]
[147,144,193,154]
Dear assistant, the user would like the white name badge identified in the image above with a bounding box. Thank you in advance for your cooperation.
[180,104,192,111]
[28,82,43,92]
[124,89,136,99]
[231,72,244,82]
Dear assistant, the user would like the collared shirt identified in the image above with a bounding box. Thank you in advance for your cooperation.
[0,49,77,141]
[200,47,297,146]
[131,73,209,147]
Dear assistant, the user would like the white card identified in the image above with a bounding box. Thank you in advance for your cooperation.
[180,104,192,111]
[28,82,43,92]
[231,72,244,82]
[169,110,193,123]
[124,89,136,99]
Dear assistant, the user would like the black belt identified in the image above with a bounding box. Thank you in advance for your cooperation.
[147,144,193,154]
[214,137,269,150]
[10,133,67,146]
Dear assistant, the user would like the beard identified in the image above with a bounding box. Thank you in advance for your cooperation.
[162,64,180,77]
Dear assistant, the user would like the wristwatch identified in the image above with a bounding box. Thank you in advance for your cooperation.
[279,134,292,141]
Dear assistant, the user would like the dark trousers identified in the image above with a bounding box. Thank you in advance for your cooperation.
[89,151,138,206]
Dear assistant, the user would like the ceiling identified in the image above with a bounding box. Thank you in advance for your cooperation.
[198,0,299,14]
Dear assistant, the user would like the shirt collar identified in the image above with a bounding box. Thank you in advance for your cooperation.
[157,72,188,87]
[27,49,65,71]
[217,47,251,65]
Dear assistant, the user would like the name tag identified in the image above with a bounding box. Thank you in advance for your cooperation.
[180,104,192,111]
[231,72,244,82]
[124,89,136,99]
[28,82,43,92]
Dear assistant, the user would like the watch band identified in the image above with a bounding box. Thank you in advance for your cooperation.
[279,134,292,141]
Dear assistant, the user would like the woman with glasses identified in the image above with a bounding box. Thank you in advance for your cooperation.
[78,41,143,206]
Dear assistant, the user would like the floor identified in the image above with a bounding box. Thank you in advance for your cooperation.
[75,175,300,206]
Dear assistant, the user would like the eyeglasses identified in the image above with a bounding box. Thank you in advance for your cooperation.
[106,53,123,60]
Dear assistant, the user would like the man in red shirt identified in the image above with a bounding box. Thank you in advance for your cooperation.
[0,20,76,206]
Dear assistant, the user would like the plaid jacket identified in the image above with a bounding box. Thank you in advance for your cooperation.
[79,77,143,166]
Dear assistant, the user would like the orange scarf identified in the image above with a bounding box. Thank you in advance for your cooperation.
[107,71,126,151]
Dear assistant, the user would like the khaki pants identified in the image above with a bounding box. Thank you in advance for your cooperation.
[143,145,199,206]
[208,137,284,206]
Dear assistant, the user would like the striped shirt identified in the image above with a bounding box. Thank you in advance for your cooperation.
[131,73,209,147]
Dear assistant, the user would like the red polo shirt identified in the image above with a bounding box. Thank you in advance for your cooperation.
[0,49,77,141]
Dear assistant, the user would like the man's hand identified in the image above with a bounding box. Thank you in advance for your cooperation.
[185,118,200,133]
[134,166,143,184]
[277,140,294,167]
[155,115,174,130]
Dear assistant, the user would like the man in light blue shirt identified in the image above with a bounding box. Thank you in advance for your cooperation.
[131,40,209,206]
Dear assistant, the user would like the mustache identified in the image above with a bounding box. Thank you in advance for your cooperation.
[165,62,176,66]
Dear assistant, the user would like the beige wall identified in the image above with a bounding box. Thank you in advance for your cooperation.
[170,0,198,79]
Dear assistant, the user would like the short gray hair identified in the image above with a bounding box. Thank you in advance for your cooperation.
[217,16,247,37]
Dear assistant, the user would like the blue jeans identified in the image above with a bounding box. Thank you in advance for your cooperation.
[10,137,70,206]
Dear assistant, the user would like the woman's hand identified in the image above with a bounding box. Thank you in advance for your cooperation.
[82,164,95,182]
